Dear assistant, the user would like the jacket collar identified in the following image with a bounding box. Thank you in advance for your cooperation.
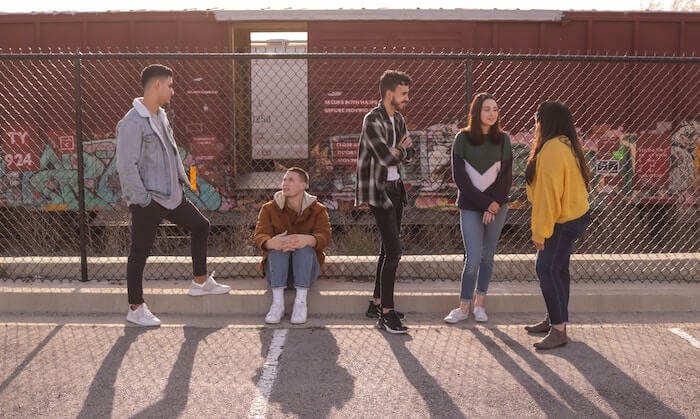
[133,97,165,120]
[377,100,403,124]
[273,190,317,213]
[133,97,174,147]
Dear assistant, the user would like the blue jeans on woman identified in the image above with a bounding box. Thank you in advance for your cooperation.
[459,206,508,301]
[535,212,590,325]
[265,246,320,289]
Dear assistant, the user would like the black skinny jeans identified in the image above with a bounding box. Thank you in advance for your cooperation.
[127,197,210,305]
[369,181,405,309]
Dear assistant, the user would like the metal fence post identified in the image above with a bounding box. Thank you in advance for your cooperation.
[74,57,89,282]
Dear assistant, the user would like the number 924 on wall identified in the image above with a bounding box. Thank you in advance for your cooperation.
[3,153,34,170]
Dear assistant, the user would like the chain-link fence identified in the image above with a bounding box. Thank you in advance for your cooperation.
[0,52,698,281]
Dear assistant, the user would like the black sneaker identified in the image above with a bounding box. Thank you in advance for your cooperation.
[366,300,380,318]
[366,300,405,321]
[377,310,409,334]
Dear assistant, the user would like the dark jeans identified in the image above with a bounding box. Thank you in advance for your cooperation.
[369,181,405,309]
[127,197,210,305]
[535,212,590,325]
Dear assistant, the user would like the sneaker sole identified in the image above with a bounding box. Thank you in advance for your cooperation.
[377,321,409,334]
[126,319,161,327]
[290,319,307,325]
[188,288,231,297]
[444,317,467,324]
[370,312,406,321]
[382,326,409,334]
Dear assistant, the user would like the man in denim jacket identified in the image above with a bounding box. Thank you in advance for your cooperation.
[116,64,230,326]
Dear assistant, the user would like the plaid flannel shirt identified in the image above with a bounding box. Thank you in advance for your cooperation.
[354,102,414,209]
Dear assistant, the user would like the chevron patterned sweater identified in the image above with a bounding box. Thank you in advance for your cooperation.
[451,131,513,212]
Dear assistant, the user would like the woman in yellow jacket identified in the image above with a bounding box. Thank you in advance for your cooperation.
[525,101,591,350]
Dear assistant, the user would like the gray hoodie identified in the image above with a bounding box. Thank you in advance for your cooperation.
[115,98,189,207]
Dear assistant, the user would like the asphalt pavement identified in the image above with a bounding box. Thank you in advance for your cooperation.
[1,312,698,418]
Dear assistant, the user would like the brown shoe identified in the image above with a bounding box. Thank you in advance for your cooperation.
[525,315,551,334]
[533,327,568,350]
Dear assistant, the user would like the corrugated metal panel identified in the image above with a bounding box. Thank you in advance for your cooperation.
[0,11,229,51]
[214,9,565,22]
[686,22,700,55]
[542,21,588,52]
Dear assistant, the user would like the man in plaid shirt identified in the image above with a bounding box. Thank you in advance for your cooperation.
[355,70,415,334]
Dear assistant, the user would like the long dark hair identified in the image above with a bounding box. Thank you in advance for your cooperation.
[461,92,503,145]
[525,101,591,189]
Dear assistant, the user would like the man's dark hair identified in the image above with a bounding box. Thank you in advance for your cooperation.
[141,64,173,88]
[379,70,412,99]
[287,167,309,184]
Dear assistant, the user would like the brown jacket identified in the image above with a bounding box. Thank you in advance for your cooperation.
[254,191,332,273]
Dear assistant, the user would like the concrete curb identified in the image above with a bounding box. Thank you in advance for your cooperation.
[1,279,698,316]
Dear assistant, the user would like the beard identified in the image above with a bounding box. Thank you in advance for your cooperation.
[391,97,407,111]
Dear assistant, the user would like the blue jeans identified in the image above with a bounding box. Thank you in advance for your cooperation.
[536,212,591,325]
[459,206,508,301]
[265,246,320,289]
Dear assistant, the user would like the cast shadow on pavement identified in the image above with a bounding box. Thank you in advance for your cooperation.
[77,326,221,419]
[77,326,150,419]
[482,328,607,417]
[130,327,222,419]
[383,333,466,419]
[0,325,63,395]
[549,341,684,419]
[257,328,355,418]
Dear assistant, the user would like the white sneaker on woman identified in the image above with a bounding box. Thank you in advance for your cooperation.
[473,306,488,322]
[444,308,469,324]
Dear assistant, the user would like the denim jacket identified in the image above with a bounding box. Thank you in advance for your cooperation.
[116,98,189,207]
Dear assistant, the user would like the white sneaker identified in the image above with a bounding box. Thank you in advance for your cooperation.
[188,271,231,296]
[126,303,161,327]
[473,306,488,322]
[444,308,469,324]
[265,302,285,324]
[290,302,308,324]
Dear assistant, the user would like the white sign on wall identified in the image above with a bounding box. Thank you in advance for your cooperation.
[251,41,308,159]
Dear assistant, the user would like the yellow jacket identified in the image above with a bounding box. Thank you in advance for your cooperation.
[526,136,589,244]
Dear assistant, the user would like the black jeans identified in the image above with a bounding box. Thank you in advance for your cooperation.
[369,181,405,309]
[126,197,210,305]
[535,211,590,325]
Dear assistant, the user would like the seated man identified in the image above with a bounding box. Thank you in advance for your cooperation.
[254,167,332,324]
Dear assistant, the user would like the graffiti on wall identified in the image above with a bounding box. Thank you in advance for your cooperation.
[312,120,700,214]
[1,120,697,218]
[0,130,232,212]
